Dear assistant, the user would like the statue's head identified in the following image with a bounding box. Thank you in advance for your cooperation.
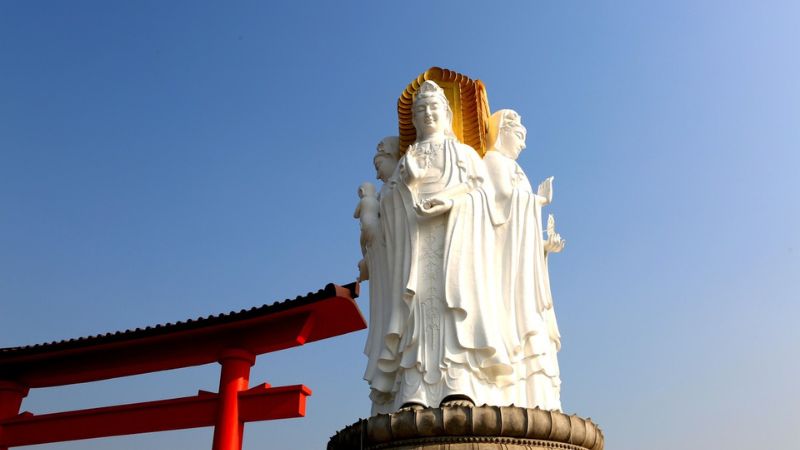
[488,109,527,159]
[358,181,376,198]
[373,136,400,182]
[412,81,455,140]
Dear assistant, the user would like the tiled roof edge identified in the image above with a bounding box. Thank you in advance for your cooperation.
[1,282,358,358]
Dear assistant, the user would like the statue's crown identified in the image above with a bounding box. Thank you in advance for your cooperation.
[416,80,446,98]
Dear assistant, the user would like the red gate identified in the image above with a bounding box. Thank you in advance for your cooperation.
[0,283,365,450]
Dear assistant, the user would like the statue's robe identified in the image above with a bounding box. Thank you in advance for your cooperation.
[485,150,562,411]
[368,139,512,413]
[362,178,399,411]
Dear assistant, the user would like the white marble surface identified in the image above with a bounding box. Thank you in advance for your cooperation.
[357,82,565,414]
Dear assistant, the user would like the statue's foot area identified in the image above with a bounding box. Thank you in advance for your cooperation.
[399,402,426,411]
[439,394,475,407]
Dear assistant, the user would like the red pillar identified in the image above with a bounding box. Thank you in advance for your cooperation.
[212,349,255,450]
[0,380,29,450]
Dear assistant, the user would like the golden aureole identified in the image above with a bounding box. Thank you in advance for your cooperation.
[398,67,491,157]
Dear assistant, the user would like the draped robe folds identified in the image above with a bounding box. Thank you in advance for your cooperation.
[366,139,513,413]
[362,182,394,402]
[486,151,562,411]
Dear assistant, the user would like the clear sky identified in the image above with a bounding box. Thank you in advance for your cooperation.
[1,1,798,449]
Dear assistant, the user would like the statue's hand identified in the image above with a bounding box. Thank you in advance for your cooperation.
[415,197,453,217]
[400,148,423,183]
[544,232,566,254]
[537,176,554,205]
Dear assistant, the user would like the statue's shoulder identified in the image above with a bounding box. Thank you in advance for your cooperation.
[451,139,475,151]
[483,150,506,173]
[483,150,505,164]
[450,139,482,161]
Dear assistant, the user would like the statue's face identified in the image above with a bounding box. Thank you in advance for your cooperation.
[412,95,449,138]
[374,155,397,182]
[499,121,527,157]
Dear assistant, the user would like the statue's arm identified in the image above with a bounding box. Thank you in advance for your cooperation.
[430,181,471,202]
[416,181,472,217]
[416,145,485,217]
[353,201,362,219]
[432,146,488,201]
[485,152,513,203]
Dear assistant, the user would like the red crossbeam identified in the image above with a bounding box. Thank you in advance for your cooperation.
[0,384,310,447]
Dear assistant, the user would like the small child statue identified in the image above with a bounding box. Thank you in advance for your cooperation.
[354,182,380,281]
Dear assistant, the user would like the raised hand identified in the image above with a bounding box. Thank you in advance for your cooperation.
[544,214,566,253]
[537,176,554,205]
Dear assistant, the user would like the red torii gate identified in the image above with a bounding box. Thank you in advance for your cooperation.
[0,283,365,450]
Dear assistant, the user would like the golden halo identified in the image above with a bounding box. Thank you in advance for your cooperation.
[397,67,491,157]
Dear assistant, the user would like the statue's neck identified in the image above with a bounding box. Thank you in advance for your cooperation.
[417,131,448,144]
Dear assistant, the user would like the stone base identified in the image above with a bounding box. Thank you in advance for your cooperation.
[327,406,603,450]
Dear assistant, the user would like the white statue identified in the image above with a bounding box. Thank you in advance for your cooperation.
[354,182,380,257]
[364,81,512,414]
[357,88,566,414]
[361,137,400,407]
[484,109,564,411]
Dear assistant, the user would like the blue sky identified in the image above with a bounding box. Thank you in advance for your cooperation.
[1,1,798,449]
